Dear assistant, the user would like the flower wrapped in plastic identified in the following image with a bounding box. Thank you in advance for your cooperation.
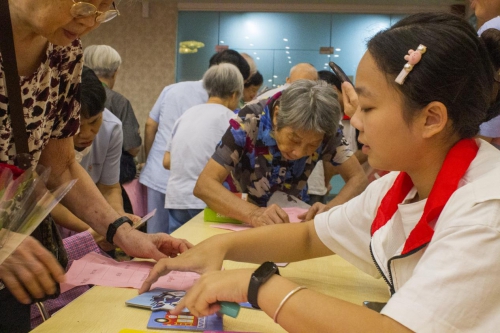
[0,163,76,265]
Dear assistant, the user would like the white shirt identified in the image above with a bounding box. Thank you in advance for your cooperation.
[139,81,208,193]
[80,109,122,185]
[315,139,500,332]
[164,103,236,209]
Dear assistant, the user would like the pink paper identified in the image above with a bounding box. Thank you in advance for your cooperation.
[209,207,308,232]
[61,252,199,293]
[282,207,308,222]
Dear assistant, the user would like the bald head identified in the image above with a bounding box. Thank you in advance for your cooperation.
[286,63,318,83]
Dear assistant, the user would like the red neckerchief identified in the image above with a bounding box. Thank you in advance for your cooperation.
[370,138,479,255]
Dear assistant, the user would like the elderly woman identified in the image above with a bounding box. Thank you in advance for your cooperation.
[194,79,347,227]
[83,44,142,183]
[163,63,244,233]
[0,1,190,331]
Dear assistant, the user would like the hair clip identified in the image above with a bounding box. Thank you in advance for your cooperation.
[395,44,427,85]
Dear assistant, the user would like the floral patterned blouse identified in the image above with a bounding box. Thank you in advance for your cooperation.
[213,95,352,206]
[0,39,82,168]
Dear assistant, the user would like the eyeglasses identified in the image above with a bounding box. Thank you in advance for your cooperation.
[70,1,120,23]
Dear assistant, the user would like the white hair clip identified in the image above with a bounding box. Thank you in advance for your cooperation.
[395,44,427,85]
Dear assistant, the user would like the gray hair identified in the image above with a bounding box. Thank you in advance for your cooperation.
[203,63,244,100]
[83,45,122,78]
[277,79,340,137]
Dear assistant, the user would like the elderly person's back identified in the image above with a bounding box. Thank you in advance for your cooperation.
[163,63,244,233]
[194,79,351,227]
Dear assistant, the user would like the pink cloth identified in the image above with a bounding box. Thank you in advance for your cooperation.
[122,179,148,217]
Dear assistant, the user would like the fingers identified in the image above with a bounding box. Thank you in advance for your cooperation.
[304,205,321,221]
[249,205,295,227]
[139,258,172,294]
[0,237,64,304]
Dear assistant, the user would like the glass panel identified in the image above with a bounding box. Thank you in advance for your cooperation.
[176,12,219,82]
[219,12,331,51]
[330,14,391,82]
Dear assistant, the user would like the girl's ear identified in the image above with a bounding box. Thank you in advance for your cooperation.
[420,101,448,139]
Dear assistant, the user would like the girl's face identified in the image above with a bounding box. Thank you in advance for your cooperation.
[350,52,422,172]
[15,0,114,45]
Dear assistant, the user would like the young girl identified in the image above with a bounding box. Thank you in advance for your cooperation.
[140,13,500,332]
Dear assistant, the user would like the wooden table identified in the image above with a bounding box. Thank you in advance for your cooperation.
[32,213,390,333]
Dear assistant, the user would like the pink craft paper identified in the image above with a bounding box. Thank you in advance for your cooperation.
[283,207,308,222]
[61,252,199,293]
[209,207,308,232]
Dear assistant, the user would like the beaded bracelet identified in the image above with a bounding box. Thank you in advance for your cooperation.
[273,286,307,323]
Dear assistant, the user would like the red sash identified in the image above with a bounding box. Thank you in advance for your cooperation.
[370,139,479,255]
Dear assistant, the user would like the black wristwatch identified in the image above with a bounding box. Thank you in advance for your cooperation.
[247,261,280,309]
[106,216,133,245]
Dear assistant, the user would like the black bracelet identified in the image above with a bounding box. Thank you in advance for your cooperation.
[106,216,133,245]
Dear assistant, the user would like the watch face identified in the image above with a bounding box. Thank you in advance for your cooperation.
[253,261,278,279]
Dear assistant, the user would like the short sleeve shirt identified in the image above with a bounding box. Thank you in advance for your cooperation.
[212,97,344,206]
[0,39,82,167]
[104,85,141,151]
[80,109,123,185]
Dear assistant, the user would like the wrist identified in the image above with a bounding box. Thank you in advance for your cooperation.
[106,216,133,245]
[247,261,280,309]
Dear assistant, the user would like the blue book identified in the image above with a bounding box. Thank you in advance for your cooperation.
[147,310,223,331]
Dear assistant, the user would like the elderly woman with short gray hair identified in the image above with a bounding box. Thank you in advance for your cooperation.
[194,79,356,227]
[162,63,244,233]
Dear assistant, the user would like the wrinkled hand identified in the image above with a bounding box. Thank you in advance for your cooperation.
[171,269,253,317]
[115,228,193,262]
[249,204,290,227]
[0,236,65,304]
[298,202,327,221]
[139,236,226,294]
[342,81,360,118]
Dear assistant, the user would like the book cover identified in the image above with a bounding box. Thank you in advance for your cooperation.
[126,288,186,311]
[147,310,223,331]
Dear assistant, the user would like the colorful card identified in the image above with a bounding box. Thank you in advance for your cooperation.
[148,310,223,331]
[126,288,187,311]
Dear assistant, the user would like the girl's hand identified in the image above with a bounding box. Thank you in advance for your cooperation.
[171,269,253,317]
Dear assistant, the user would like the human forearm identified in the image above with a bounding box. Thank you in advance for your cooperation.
[257,275,411,333]
[194,174,260,225]
[144,118,158,158]
[205,221,331,264]
[97,182,125,215]
[51,203,90,233]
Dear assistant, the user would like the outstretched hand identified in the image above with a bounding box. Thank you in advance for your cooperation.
[139,236,226,294]
[170,269,253,317]
[297,202,327,221]
[249,204,290,227]
[114,228,193,262]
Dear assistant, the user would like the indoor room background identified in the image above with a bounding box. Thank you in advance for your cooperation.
[81,0,468,167]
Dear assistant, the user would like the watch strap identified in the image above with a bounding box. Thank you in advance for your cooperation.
[106,216,133,245]
[247,262,280,309]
